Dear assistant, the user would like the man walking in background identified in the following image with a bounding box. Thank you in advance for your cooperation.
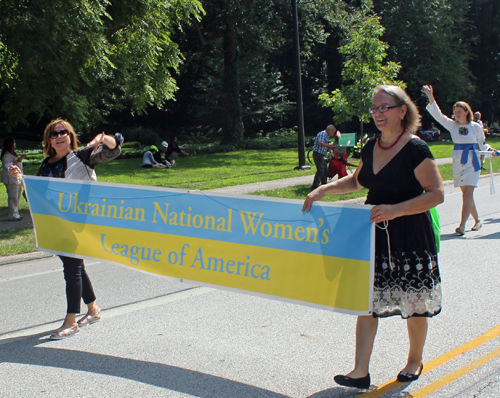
[311,124,340,191]
[474,111,488,169]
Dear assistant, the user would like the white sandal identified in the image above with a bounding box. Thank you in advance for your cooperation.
[50,325,80,340]
[77,310,101,327]
[471,221,482,231]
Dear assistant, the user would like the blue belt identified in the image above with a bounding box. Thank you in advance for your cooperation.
[454,144,480,171]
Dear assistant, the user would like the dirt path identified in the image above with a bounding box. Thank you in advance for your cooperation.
[0,211,33,233]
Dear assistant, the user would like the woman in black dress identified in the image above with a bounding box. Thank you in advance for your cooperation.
[303,85,444,388]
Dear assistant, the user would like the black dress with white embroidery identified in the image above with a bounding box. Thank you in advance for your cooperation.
[357,138,442,319]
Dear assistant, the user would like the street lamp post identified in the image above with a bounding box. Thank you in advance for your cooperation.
[291,0,310,171]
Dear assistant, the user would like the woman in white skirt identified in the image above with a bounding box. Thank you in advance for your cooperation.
[422,85,497,235]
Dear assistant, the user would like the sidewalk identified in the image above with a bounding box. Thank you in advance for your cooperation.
[210,156,454,194]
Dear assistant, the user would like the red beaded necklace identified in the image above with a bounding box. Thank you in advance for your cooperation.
[377,129,406,150]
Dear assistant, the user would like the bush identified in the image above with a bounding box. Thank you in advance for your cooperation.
[351,134,370,159]
[120,127,161,146]
[121,141,142,149]
[10,127,303,161]
[244,128,297,150]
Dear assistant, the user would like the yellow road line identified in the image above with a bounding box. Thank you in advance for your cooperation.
[411,346,500,397]
[356,323,500,397]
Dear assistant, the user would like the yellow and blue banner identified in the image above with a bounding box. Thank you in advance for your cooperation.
[24,176,375,315]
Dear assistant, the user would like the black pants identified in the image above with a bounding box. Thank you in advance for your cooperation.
[59,256,97,314]
[312,151,328,189]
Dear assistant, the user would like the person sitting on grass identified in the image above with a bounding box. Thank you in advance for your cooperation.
[154,141,176,168]
[167,136,190,158]
[142,145,165,168]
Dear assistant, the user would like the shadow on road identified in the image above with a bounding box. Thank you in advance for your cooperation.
[0,332,293,398]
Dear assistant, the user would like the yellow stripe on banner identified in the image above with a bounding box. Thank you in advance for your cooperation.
[34,214,371,312]
[356,323,500,397]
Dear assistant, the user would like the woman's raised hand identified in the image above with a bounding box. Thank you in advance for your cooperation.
[87,132,105,153]
[421,85,434,102]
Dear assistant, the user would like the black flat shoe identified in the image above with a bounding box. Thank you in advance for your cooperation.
[334,374,370,389]
[397,364,424,382]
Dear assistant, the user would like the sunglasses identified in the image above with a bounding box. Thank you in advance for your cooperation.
[49,129,69,139]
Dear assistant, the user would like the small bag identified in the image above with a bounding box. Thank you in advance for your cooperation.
[429,207,441,253]
[305,138,315,148]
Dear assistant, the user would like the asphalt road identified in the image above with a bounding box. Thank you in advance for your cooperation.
[0,174,499,397]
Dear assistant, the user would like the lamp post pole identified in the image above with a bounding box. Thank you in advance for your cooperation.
[291,0,310,170]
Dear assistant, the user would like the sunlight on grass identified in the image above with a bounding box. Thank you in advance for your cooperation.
[0,228,36,256]
[252,185,368,202]
[84,148,316,190]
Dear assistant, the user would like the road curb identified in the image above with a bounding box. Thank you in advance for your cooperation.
[0,251,54,267]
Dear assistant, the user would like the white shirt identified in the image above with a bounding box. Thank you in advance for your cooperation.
[426,101,489,160]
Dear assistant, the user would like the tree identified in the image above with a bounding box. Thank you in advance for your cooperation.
[189,0,291,145]
[372,0,474,122]
[318,15,404,135]
[467,0,500,124]
[0,0,203,132]
[167,0,370,144]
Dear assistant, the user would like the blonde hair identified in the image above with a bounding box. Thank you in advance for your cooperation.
[453,101,473,123]
[372,85,421,132]
[42,119,79,157]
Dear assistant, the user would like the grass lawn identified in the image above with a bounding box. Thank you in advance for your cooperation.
[0,148,316,219]
[0,227,36,257]
[253,138,500,200]
[1,138,500,256]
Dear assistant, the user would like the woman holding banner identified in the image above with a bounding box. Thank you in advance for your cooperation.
[10,119,123,340]
[303,85,444,388]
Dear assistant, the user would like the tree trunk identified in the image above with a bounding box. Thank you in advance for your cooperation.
[222,20,244,145]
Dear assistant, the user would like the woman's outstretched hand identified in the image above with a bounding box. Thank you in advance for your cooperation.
[87,132,105,153]
[421,85,435,103]
[87,132,121,152]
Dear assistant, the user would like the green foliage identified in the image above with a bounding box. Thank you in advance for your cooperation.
[120,126,161,146]
[175,0,369,144]
[319,15,404,125]
[463,0,500,123]
[373,0,475,122]
[0,36,18,83]
[121,141,143,149]
[351,134,370,158]
[0,0,203,131]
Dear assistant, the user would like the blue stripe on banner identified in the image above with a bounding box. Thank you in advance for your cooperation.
[24,176,372,261]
